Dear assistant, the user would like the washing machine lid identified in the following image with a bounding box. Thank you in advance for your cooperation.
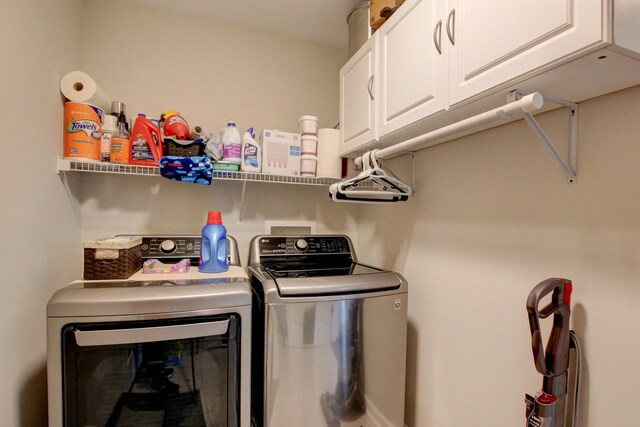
[47,277,252,318]
[267,264,403,296]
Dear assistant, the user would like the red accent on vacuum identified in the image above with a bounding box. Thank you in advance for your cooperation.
[537,392,557,405]
[563,282,573,307]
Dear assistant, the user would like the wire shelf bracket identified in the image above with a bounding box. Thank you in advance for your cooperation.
[511,91,579,184]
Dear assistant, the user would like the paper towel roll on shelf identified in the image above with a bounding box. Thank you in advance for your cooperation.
[60,71,111,112]
[316,128,342,179]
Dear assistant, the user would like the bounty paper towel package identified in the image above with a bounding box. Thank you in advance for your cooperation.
[260,130,301,176]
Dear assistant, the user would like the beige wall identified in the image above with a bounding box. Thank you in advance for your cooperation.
[357,86,640,427]
[1,0,351,424]
[82,0,345,133]
[5,0,638,426]
[78,0,356,258]
[77,174,361,265]
[0,0,84,425]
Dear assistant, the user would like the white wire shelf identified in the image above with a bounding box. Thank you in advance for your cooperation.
[56,158,341,186]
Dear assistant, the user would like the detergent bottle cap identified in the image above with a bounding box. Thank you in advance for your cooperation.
[227,121,236,127]
[207,211,223,225]
[138,113,146,117]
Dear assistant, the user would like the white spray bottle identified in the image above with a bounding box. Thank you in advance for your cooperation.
[241,127,262,172]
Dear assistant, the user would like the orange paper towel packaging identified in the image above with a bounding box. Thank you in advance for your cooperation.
[64,101,102,161]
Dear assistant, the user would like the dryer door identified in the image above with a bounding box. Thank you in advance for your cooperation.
[61,315,240,427]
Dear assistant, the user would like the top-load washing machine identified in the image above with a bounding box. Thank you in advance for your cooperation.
[247,235,408,427]
[47,235,251,427]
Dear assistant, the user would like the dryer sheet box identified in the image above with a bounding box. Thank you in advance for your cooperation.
[260,129,301,176]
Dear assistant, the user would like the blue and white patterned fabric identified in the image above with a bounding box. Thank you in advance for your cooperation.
[159,156,213,185]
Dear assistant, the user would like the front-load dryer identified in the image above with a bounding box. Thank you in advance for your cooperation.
[47,235,250,427]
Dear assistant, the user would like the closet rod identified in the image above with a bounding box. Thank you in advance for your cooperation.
[356,92,544,166]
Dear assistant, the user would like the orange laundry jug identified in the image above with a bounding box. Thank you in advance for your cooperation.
[129,114,163,166]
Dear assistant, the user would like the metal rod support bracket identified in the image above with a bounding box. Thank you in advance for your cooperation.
[512,91,579,184]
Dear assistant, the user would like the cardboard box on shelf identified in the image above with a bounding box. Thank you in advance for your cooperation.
[370,0,405,29]
[260,130,301,176]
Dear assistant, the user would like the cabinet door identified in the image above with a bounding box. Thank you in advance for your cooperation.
[340,36,377,155]
[447,0,605,106]
[377,0,446,137]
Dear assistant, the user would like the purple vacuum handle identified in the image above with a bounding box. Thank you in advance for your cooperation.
[526,278,573,378]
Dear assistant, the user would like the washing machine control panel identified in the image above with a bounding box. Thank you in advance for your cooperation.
[141,236,201,260]
[258,236,351,255]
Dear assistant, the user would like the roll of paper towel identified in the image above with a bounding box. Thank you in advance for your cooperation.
[316,128,342,179]
[60,71,111,112]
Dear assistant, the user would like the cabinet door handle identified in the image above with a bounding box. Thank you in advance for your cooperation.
[367,75,374,100]
[446,9,455,45]
[433,20,443,54]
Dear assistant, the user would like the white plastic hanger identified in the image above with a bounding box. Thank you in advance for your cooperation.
[329,150,412,203]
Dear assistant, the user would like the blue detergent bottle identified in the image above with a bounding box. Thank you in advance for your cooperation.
[199,211,229,273]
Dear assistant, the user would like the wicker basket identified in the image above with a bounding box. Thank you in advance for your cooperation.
[83,236,143,280]
[163,138,205,157]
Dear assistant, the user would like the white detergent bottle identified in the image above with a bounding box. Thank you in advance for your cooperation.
[241,127,262,172]
[222,121,242,164]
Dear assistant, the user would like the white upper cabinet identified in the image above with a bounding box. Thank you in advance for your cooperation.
[377,0,446,136]
[447,0,606,106]
[339,0,639,157]
[340,35,378,155]
[613,0,640,53]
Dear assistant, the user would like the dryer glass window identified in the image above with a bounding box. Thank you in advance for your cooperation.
[61,315,240,427]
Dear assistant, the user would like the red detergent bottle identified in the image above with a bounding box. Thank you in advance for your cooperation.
[129,114,163,166]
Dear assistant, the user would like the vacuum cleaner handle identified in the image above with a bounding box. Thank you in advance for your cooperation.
[526,278,573,378]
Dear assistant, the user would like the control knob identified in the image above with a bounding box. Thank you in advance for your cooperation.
[160,239,177,254]
[294,239,309,252]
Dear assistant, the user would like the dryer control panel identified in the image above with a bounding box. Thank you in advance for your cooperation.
[142,236,201,261]
[140,235,240,267]
[257,236,351,255]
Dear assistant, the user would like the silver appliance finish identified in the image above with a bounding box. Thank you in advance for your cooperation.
[248,235,408,427]
[47,235,251,427]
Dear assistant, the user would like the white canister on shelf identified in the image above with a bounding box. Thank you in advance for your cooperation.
[300,154,318,177]
[298,115,318,135]
[301,134,318,156]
